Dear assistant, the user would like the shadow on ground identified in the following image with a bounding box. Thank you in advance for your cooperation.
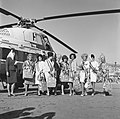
[0,107,35,119]
[20,112,56,119]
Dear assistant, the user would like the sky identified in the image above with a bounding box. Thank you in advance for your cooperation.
[0,0,120,64]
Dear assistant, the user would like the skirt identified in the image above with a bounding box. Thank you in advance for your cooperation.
[44,72,56,87]
[24,78,35,85]
[90,71,97,82]
[60,73,69,83]
[7,71,17,84]
[79,71,86,83]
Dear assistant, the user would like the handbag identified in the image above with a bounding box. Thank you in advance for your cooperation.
[85,76,92,89]
[85,81,92,89]
[23,69,34,79]
[37,72,45,81]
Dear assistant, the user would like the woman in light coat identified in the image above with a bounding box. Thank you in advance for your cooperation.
[35,54,45,96]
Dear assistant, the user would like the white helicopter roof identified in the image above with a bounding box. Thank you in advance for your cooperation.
[0,27,53,54]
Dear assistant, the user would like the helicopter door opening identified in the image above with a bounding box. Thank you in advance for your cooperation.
[1,48,10,60]
[0,48,11,84]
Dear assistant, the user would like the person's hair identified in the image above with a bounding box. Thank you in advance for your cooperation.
[91,54,95,59]
[47,52,53,58]
[11,48,16,53]
[27,53,32,60]
[100,54,106,63]
[62,55,68,61]
[52,57,56,62]
[36,54,43,62]
[7,48,16,60]
[81,53,88,59]
[69,53,76,59]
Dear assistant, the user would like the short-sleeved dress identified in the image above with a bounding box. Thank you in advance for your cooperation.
[99,62,109,81]
[60,62,69,83]
[69,59,77,82]
[79,61,90,83]
[90,60,99,82]
[99,63,110,90]
[6,57,17,84]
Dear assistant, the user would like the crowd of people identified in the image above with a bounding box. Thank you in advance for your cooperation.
[5,48,112,97]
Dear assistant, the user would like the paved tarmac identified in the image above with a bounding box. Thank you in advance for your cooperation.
[0,83,120,119]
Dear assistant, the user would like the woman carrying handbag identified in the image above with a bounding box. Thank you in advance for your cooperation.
[35,54,46,96]
[22,53,35,96]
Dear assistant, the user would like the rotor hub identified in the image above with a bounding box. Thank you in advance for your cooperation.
[17,18,35,28]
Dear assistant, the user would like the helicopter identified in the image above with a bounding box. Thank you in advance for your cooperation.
[0,7,120,89]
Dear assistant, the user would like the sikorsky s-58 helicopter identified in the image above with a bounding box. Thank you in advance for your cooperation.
[0,7,120,88]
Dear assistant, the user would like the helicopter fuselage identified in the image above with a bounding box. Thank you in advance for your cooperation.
[0,27,54,88]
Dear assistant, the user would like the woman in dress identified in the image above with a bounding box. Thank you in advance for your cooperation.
[89,54,99,96]
[6,48,18,97]
[99,54,111,96]
[54,54,62,94]
[44,52,56,96]
[60,55,69,95]
[69,53,77,96]
[22,53,35,96]
[35,54,45,96]
[79,53,90,96]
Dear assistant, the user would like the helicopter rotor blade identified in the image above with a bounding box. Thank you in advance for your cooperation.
[0,23,18,29]
[36,9,120,22]
[0,8,21,20]
[33,25,77,53]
